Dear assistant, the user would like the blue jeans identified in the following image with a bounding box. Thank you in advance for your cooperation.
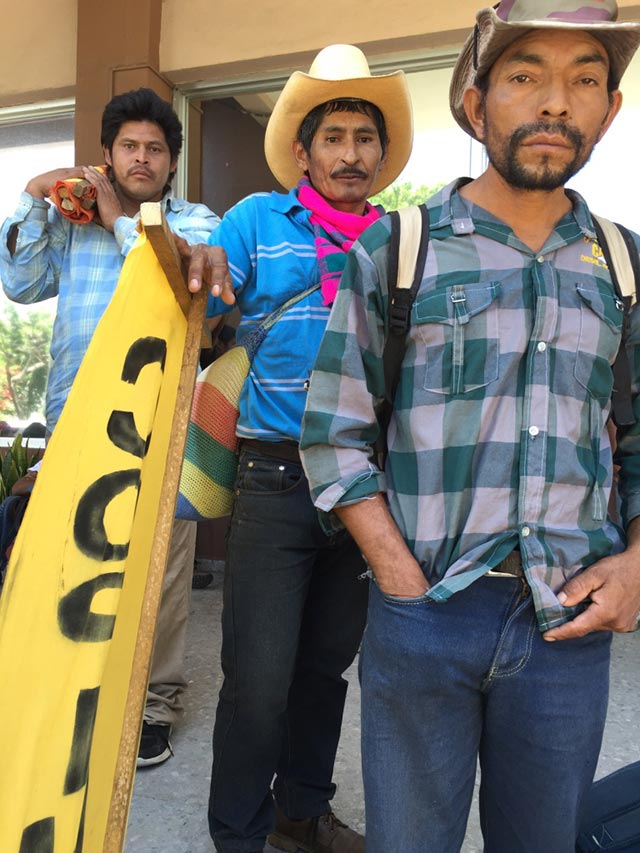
[362,577,612,853]
[208,447,368,852]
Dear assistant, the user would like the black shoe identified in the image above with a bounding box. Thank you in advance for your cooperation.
[192,568,214,589]
[137,723,173,767]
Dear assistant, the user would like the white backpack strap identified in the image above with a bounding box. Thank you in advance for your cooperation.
[592,214,637,307]
[396,206,424,292]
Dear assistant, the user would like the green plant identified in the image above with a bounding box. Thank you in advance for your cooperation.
[0,304,52,420]
[0,434,41,501]
[370,180,447,211]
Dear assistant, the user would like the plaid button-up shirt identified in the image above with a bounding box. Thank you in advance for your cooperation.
[0,192,219,432]
[300,180,640,631]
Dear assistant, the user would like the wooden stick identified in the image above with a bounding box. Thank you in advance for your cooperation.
[140,202,211,349]
[103,204,208,853]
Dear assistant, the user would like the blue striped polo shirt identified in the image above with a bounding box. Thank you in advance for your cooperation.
[207,189,331,442]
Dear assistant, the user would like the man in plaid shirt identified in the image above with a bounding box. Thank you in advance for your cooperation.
[0,88,220,770]
[300,2,640,851]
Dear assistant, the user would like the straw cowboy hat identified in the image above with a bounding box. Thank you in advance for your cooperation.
[264,44,413,194]
[450,0,640,139]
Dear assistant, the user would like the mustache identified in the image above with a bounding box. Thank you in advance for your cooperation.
[330,167,368,179]
[511,120,584,149]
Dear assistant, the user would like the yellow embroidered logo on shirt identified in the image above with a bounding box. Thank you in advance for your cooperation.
[581,237,608,269]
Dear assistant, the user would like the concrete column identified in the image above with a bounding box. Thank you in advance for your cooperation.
[74,0,172,164]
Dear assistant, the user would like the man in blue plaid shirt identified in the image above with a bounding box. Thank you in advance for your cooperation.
[300,2,640,851]
[0,88,220,770]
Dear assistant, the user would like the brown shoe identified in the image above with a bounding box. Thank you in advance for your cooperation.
[268,806,364,853]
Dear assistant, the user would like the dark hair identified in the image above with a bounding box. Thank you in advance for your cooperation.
[100,88,183,161]
[296,99,388,156]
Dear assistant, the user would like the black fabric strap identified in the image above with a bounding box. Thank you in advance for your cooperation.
[378,205,430,452]
[592,218,638,426]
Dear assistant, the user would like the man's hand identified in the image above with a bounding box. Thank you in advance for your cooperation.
[335,494,430,599]
[173,237,235,304]
[81,165,124,233]
[543,548,640,641]
[375,569,430,599]
[25,167,84,200]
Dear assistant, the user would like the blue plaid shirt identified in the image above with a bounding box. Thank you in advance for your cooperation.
[0,191,219,431]
[300,180,640,631]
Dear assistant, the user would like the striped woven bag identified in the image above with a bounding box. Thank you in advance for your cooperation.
[176,283,320,520]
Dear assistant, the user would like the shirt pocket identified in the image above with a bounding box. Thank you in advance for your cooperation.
[574,282,624,404]
[413,282,501,396]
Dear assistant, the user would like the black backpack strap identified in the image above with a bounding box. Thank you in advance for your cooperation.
[614,222,640,297]
[378,204,430,450]
[592,216,639,426]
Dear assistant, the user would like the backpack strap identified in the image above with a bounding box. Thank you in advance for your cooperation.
[384,205,430,406]
[378,204,430,451]
[592,215,638,306]
[592,215,640,427]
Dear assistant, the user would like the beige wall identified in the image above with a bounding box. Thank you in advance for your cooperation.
[0,0,77,105]
[160,0,640,84]
[0,0,639,107]
[160,0,480,80]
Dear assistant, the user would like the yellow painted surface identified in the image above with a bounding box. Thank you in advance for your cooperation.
[0,232,187,852]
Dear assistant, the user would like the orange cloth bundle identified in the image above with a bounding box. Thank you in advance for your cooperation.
[49,166,107,224]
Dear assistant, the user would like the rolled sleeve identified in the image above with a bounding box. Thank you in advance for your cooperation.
[300,221,391,509]
[0,193,64,302]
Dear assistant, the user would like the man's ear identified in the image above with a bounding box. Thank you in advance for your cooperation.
[597,89,623,143]
[103,146,112,167]
[292,139,309,172]
[462,86,486,143]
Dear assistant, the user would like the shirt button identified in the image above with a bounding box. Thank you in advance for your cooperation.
[529,426,539,437]
[522,526,531,537]
[537,341,547,352]
[537,255,545,263]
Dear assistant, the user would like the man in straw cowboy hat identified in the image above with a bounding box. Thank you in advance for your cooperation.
[299,3,640,851]
[195,44,412,853]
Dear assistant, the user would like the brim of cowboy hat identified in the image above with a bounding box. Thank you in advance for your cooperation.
[264,70,413,195]
[450,6,640,139]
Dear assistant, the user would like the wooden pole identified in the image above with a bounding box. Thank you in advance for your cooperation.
[103,203,208,852]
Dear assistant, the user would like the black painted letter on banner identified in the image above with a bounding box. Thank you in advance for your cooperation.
[58,572,124,642]
[121,337,167,383]
[74,469,141,561]
[20,816,55,853]
[107,410,149,459]
[64,687,100,794]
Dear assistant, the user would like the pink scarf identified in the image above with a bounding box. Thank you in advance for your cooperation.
[297,178,381,306]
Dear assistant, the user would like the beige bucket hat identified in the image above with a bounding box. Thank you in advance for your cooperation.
[450,0,640,139]
[264,44,413,194]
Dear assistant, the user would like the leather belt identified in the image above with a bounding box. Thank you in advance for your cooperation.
[239,438,301,464]
[485,551,524,578]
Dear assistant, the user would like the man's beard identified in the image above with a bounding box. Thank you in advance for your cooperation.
[485,120,592,191]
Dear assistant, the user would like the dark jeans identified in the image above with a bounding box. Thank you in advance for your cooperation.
[208,446,368,852]
[362,577,612,853]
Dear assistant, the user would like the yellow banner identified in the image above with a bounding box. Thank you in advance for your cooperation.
[0,231,189,852]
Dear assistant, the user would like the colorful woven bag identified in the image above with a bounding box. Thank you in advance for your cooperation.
[176,282,320,521]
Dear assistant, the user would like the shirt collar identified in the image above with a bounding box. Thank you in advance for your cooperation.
[127,192,185,222]
[433,178,597,245]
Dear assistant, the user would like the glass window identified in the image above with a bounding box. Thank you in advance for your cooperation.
[0,114,74,428]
